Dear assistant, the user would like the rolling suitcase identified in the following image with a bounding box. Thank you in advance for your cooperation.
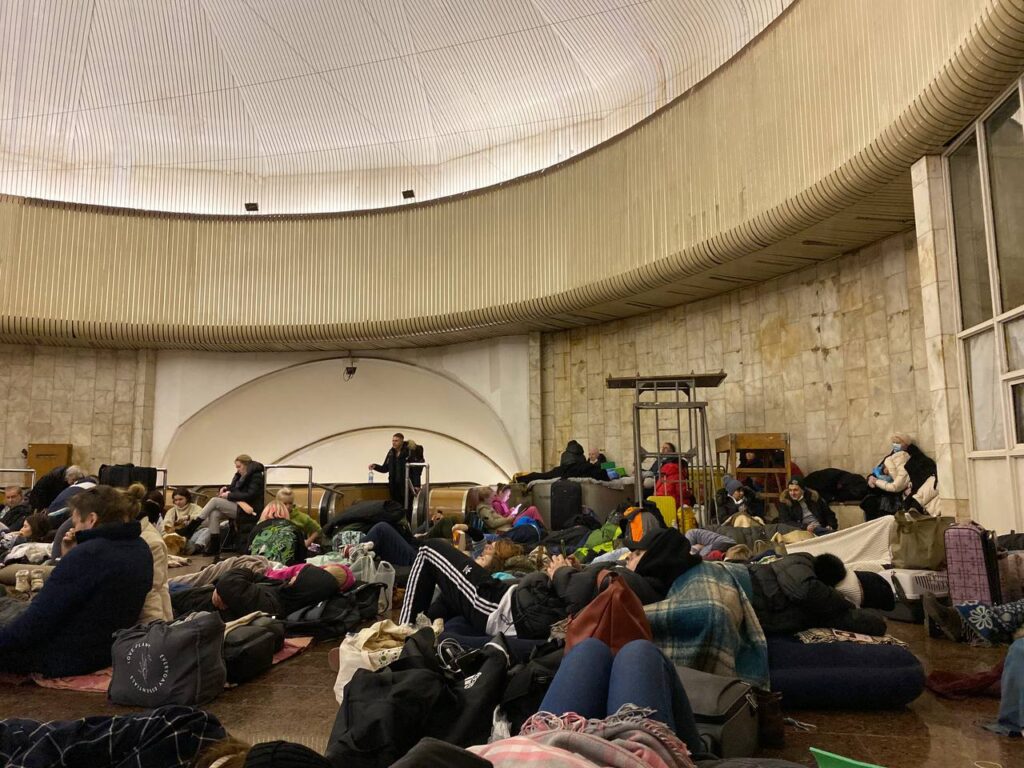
[549,480,582,531]
[945,522,1001,606]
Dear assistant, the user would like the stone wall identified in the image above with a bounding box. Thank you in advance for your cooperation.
[0,345,156,476]
[539,230,931,477]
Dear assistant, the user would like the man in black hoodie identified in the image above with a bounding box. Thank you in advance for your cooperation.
[514,440,610,485]
[398,529,699,640]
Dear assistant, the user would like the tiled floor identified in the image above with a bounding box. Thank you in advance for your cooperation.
[1,565,1022,766]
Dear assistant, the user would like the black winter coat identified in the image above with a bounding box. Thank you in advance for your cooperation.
[226,461,266,515]
[26,465,68,511]
[373,444,413,504]
[776,488,838,529]
[748,553,885,636]
[0,522,152,677]
[903,444,937,493]
[0,503,30,531]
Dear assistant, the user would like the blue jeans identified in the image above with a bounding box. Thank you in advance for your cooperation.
[539,638,705,755]
[986,636,1024,735]
[361,522,417,566]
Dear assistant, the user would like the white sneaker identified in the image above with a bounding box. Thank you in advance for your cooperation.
[30,571,45,592]
[14,569,30,593]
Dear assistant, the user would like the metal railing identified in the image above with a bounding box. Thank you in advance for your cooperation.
[405,462,430,528]
[155,467,169,495]
[263,464,314,516]
[0,467,36,493]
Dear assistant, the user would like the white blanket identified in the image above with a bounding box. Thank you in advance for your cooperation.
[785,516,895,570]
[526,476,635,491]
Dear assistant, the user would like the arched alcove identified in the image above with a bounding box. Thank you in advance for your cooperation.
[160,357,519,484]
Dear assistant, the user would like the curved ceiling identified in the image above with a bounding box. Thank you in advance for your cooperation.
[0,0,792,215]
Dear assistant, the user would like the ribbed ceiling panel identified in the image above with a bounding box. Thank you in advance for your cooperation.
[0,0,793,214]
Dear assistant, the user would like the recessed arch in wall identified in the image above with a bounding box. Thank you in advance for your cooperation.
[160,357,520,484]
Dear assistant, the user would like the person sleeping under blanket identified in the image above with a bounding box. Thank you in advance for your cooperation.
[747,552,895,636]
[170,563,351,621]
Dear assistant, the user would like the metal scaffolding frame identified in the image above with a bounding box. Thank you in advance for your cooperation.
[607,373,726,527]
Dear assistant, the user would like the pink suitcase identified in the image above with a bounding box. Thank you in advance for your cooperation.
[945,522,1001,606]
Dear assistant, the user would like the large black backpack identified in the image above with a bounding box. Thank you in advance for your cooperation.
[282,582,384,641]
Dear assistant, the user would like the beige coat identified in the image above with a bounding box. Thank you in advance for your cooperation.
[874,451,939,515]
[139,519,173,623]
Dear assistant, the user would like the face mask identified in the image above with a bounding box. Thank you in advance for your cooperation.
[891,443,903,453]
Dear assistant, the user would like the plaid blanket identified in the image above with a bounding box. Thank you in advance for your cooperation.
[645,561,769,689]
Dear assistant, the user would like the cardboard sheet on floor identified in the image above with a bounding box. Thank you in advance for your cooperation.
[0,636,313,693]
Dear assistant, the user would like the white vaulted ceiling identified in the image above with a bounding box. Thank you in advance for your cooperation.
[0,0,793,215]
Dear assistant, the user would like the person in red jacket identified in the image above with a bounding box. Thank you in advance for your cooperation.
[654,461,692,508]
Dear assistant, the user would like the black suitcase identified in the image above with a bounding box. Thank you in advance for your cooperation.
[550,480,582,531]
[99,463,159,491]
[223,623,279,684]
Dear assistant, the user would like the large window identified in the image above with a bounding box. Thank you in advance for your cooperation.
[985,94,1024,313]
[948,84,1024,457]
[950,137,993,328]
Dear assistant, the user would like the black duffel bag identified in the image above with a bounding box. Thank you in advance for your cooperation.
[109,611,226,706]
[223,617,285,684]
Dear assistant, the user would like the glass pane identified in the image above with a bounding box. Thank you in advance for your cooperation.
[985,93,1024,314]
[1008,315,1024,372]
[949,136,993,327]
[1014,383,1024,445]
[966,330,1005,450]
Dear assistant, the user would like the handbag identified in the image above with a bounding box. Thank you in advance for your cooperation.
[564,569,652,654]
[676,665,760,758]
[890,512,953,569]
[109,611,226,706]
[332,618,443,704]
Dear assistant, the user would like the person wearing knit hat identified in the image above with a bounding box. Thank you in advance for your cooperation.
[720,474,753,523]
[242,741,332,768]
[747,552,889,636]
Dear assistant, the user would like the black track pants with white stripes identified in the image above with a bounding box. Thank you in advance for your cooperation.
[398,540,512,633]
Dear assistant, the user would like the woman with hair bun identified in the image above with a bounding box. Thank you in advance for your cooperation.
[124,483,173,623]
[0,485,153,676]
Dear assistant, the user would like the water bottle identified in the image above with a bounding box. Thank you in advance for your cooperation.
[367,470,374,484]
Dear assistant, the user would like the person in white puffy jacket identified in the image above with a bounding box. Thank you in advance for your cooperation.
[863,434,939,518]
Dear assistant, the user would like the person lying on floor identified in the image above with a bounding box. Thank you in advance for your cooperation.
[361,518,523,571]
[170,563,351,621]
[0,485,152,677]
[924,592,1024,645]
[398,528,700,639]
[747,552,894,636]
[0,512,51,559]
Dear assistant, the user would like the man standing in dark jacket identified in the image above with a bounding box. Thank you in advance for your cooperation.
[747,553,893,636]
[370,434,421,512]
[776,477,837,534]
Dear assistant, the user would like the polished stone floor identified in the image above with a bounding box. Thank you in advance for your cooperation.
[0,563,1021,767]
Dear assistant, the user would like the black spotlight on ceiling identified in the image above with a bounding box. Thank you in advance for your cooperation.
[244,202,259,212]
[401,189,415,200]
